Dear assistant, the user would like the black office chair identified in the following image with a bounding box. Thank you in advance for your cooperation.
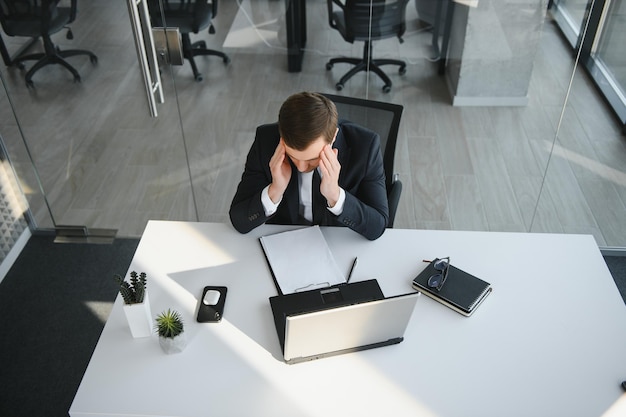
[326,0,409,93]
[322,93,403,227]
[0,0,97,87]
[147,0,229,82]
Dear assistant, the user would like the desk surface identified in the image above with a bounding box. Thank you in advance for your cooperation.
[70,221,626,417]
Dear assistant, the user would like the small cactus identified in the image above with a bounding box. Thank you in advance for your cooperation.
[114,271,147,304]
[155,309,184,338]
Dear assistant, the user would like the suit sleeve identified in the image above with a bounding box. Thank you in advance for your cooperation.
[229,126,276,234]
[335,130,389,240]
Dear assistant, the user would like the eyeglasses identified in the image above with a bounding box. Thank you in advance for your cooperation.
[427,257,450,291]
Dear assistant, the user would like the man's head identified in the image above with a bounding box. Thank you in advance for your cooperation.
[278,92,338,150]
[278,92,338,172]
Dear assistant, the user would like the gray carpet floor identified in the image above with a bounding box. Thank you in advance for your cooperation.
[0,235,624,417]
[0,235,139,417]
[606,256,626,302]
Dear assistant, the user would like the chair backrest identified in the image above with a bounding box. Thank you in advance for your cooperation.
[332,0,409,42]
[1,0,45,37]
[322,93,403,190]
[147,0,216,33]
[0,0,70,37]
[322,93,403,227]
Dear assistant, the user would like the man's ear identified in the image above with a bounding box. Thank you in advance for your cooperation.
[331,128,339,146]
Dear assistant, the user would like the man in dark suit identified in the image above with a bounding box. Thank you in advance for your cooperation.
[229,92,389,240]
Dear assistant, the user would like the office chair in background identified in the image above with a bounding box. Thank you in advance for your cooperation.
[147,0,229,82]
[0,0,97,87]
[326,0,409,93]
[322,93,403,227]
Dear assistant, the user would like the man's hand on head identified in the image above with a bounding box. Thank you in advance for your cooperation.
[268,139,291,204]
[319,144,341,207]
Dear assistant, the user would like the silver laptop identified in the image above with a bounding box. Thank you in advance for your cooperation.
[282,292,420,364]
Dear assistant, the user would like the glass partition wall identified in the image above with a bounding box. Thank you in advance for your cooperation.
[0,0,197,238]
[0,0,624,249]
[551,0,626,124]
[534,0,626,247]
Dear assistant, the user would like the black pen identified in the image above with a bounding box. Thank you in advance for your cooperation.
[347,257,358,283]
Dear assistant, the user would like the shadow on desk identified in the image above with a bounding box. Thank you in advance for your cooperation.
[167,264,286,362]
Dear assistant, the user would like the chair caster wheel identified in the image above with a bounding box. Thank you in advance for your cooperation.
[326,63,333,71]
[223,56,231,64]
[195,74,203,82]
[382,85,391,93]
[90,55,98,65]
[25,80,34,89]
[335,83,343,91]
[74,75,81,83]
[399,66,406,75]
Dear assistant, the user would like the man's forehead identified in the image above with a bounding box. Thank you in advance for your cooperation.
[284,137,327,160]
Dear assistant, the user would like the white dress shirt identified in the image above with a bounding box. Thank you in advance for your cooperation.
[261,168,345,221]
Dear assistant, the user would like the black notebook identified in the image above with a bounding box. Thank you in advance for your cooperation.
[412,260,492,316]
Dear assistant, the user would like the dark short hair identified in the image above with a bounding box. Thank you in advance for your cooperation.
[278,92,338,151]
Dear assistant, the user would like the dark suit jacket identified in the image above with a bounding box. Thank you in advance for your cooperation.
[229,121,389,240]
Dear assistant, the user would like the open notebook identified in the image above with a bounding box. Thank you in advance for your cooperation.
[260,226,346,294]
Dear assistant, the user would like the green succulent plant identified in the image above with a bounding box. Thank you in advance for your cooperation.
[114,271,147,305]
[155,309,184,338]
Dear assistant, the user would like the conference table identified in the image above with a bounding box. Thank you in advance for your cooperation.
[70,221,626,417]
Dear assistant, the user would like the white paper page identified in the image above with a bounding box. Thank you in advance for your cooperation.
[260,226,346,294]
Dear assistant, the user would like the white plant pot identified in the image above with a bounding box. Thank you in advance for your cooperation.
[159,332,187,354]
[122,292,153,338]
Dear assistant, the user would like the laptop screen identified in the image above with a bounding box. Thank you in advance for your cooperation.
[283,292,420,363]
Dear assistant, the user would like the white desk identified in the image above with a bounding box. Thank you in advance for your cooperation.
[70,221,626,417]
